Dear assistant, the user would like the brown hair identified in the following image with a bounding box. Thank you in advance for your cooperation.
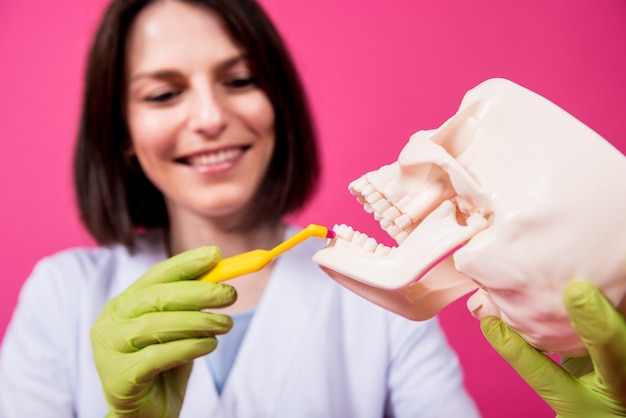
[73,0,320,251]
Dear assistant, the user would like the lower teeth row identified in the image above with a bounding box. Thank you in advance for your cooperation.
[332,224,392,256]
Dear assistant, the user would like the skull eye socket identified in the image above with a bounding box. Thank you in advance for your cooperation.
[432,104,479,159]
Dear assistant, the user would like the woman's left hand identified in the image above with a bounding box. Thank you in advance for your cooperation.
[481,281,626,418]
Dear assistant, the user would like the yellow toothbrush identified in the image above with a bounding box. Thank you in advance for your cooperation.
[199,224,335,283]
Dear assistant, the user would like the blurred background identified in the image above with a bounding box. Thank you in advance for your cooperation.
[1,0,625,416]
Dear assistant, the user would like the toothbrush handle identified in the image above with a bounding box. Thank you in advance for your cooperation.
[270,224,330,256]
[199,250,271,283]
[198,225,332,283]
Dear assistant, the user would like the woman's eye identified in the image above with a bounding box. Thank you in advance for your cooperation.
[145,90,181,103]
[224,77,257,89]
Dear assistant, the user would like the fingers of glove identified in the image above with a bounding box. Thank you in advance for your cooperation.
[99,339,213,410]
[127,246,222,293]
[131,337,221,384]
[561,356,594,377]
[564,281,626,402]
[480,316,579,398]
[115,281,237,319]
[105,311,233,352]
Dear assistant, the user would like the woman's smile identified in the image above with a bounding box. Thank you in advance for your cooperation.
[176,145,250,173]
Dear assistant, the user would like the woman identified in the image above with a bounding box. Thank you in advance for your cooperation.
[0,0,479,416]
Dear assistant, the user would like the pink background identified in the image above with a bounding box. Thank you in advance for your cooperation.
[1,0,625,416]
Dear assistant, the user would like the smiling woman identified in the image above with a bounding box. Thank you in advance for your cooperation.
[0,0,479,417]
[74,0,319,251]
[124,2,277,237]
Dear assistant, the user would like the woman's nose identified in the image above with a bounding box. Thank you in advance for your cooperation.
[187,89,226,137]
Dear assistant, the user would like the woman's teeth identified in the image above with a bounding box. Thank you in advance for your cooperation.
[186,148,244,166]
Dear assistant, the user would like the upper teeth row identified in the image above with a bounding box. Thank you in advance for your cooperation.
[188,148,243,166]
[331,224,393,256]
[349,176,411,244]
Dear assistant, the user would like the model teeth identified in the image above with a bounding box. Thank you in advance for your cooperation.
[386,224,401,238]
[362,183,377,196]
[330,224,393,256]
[347,176,417,244]
[363,237,378,252]
[373,199,391,214]
[374,243,390,256]
[187,148,243,166]
[395,214,413,229]
[365,191,383,204]
[382,206,401,222]
[344,174,483,249]
[395,231,409,244]
[348,176,368,194]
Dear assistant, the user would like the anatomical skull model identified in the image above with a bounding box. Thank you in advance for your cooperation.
[313,78,626,357]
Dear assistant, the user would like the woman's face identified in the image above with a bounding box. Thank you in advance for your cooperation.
[125,0,275,225]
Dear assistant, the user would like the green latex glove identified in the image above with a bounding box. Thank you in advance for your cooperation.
[481,281,626,418]
[90,246,237,417]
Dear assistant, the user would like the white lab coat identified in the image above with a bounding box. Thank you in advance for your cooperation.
[0,227,480,418]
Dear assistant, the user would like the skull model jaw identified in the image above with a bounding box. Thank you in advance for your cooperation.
[316,200,486,321]
[313,78,626,357]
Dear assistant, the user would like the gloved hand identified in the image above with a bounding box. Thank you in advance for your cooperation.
[90,246,237,417]
[481,281,626,418]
